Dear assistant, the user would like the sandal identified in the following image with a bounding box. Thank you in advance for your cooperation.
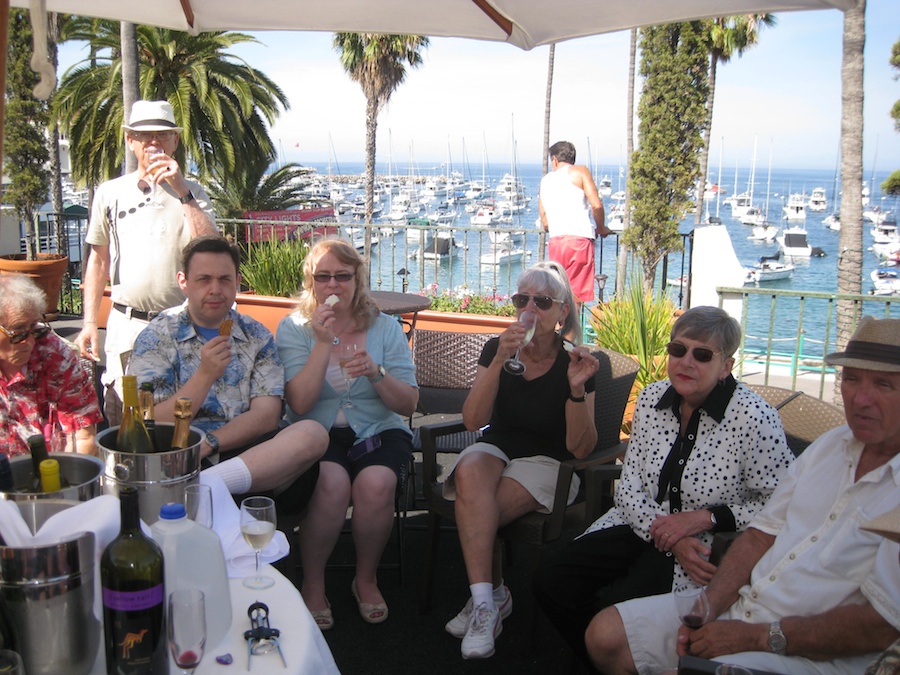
[309,599,334,631]
[351,578,388,624]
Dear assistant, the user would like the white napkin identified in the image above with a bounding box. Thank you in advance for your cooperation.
[200,473,290,578]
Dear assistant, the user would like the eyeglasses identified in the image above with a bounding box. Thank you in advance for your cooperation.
[511,293,561,311]
[0,322,51,344]
[130,130,178,143]
[666,341,721,363]
[312,273,354,284]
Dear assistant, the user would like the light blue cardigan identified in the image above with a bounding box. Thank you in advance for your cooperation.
[276,311,417,440]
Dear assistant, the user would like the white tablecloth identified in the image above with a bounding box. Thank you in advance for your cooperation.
[89,564,340,674]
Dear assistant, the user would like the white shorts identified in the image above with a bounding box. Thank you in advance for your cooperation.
[441,442,580,514]
[616,593,877,675]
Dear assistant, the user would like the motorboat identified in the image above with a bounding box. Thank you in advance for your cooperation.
[823,212,841,230]
[871,222,899,245]
[871,268,900,296]
[412,232,457,260]
[782,193,808,220]
[470,200,497,226]
[739,206,766,226]
[864,206,890,224]
[729,192,753,219]
[745,255,796,283]
[479,245,531,266]
[607,200,626,232]
[777,226,813,257]
[747,224,778,242]
[808,187,827,212]
[597,176,612,197]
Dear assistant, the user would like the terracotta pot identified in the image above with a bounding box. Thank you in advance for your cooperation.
[413,309,515,334]
[0,253,69,320]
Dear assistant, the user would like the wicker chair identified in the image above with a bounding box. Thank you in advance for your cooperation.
[416,346,640,645]
[744,384,845,456]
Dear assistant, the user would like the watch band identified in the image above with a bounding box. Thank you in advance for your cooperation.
[368,364,385,384]
[768,620,787,655]
[568,392,586,402]
[178,189,195,204]
[205,432,220,456]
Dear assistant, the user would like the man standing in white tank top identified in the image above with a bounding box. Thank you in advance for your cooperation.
[539,141,611,305]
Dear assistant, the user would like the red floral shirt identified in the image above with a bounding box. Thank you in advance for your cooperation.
[0,332,103,456]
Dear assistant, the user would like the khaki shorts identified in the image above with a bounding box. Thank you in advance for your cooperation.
[441,442,580,514]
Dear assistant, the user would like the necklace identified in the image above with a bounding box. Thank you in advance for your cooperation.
[330,320,356,345]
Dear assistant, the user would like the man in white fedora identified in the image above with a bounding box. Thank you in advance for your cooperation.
[585,315,900,674]
[76,100,218,422]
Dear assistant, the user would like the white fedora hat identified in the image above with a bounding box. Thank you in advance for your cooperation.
[861,506,900,543]
[122,100,183,133]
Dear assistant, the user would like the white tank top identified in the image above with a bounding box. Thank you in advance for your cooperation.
[539,166,595,239]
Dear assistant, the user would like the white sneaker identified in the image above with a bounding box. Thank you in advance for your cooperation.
[461,602,503,660]
[445,586,512,638]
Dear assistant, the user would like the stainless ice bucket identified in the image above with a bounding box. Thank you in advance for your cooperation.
[97,423,203,524]
[0,453,103,533]
[0,529,99,675]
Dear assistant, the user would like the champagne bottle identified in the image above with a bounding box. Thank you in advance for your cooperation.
[117,375,154,454]
[40,458,62,493]
[101,486,168,675]
[0,453,14,492]
[27,434,50,492]
[170,398,193,450]
[138,382,158,452]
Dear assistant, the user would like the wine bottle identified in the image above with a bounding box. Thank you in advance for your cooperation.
[117,375,154,454]
[101,486,168,675]
[170,398,193,450]
[138,382,158,452]
[40,459,62,493]
[27,434,50,492]
[0,453,14,492]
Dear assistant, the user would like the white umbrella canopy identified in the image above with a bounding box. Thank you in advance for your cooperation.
[10,0,853,50]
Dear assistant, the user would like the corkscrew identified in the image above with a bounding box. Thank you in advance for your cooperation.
[243,601,286,670]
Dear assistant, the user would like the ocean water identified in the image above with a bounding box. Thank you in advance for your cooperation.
[303,161,900,358]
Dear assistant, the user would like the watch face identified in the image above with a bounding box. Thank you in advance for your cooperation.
[769,633,787,653]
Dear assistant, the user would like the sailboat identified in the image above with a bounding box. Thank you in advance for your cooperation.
[747,141,778,242]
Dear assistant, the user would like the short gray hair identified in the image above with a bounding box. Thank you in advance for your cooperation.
[0,275,47,326]
[671,306,741,357]
[517,260,579,341]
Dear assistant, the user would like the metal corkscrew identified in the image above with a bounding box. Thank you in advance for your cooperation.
[243,601,286,670]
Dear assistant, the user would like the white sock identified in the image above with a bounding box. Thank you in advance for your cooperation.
[492,580,507,601]
[203,457,252,494]
[470,582,493,609]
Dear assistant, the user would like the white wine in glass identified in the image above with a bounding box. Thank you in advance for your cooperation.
[240,496,277,590]
[339,342,358,408]
[147,149,166,209]
[503,310,536,375]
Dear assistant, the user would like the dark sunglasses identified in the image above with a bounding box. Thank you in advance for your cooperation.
[666,341,721,363]
[0,322,51,344]
[511,293,561,311]
[313,273,354,283]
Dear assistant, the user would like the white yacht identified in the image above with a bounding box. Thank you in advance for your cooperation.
[782,194,808,221]
[777,226,812,257]
[808,187,827,212]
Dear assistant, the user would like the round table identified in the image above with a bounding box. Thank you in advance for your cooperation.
[371,291,431,341]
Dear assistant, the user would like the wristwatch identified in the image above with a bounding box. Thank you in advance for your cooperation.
[567,392,586,402]
[709,511,718,527]
[205,432,220,456]
[178,189,196,204]
[768,621,787,655]
[368,364,386,384]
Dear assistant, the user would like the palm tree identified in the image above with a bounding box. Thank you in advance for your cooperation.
[205,159,316,220]
[54,21,288,188]
[333,32,428,258]
[542,44,556,177]
[615,28,638,297]
[694,14,776,223]
[834,0,866,405]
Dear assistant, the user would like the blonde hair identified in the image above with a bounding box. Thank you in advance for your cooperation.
[293,238,378,330]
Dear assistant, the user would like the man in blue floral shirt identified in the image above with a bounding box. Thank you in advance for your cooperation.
[128,235,326,513]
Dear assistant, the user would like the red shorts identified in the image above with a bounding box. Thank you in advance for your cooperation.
[549,236,595,303]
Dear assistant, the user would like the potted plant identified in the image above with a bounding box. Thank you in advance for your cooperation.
[235,237,309,333]
[413,284,517,333]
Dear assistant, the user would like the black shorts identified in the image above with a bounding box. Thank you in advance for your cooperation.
[324,426,412,482]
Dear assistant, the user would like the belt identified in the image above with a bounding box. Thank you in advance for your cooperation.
[112,302,160,322]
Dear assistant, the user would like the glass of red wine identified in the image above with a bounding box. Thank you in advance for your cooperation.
[168,589,206,674]
[674,583,711,629]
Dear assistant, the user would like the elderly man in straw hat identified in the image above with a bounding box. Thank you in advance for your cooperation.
[862,507,900,674]
[75,100,218,422]
[585,316,900,675]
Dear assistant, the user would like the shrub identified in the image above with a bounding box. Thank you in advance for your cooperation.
[418,283,517,316]
[240,237,309,298]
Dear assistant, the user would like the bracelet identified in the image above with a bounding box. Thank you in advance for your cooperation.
[568,392,586,402]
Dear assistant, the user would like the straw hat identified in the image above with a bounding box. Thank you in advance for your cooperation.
[861,506,900,543]
[122,100,183,133]
[824,316,900,372]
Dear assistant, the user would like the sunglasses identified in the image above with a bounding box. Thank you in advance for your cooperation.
[131,130,178,143]
[0,322,51,344]
[511,293,561,311]
[313,272,354,284]
[666,341,722,363]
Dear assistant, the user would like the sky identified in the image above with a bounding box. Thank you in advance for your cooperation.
[57,1,899,175]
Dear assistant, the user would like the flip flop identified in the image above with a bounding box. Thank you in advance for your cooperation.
[351,578,388,624]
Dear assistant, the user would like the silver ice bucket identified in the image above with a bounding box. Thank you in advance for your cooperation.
[0,528,99,675]
[97,423,203,524]
[0,453,103,533]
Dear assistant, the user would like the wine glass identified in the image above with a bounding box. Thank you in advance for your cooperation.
[503,310,536,375]
[674,583,711,629]
[240,495,277,590]
[339,342,358,408]
[184,483,213,529]
[147,148,166,208]
[168,589,206,674]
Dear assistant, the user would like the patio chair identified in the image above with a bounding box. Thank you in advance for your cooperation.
[744,384,845,456]
[416,347,639,647]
